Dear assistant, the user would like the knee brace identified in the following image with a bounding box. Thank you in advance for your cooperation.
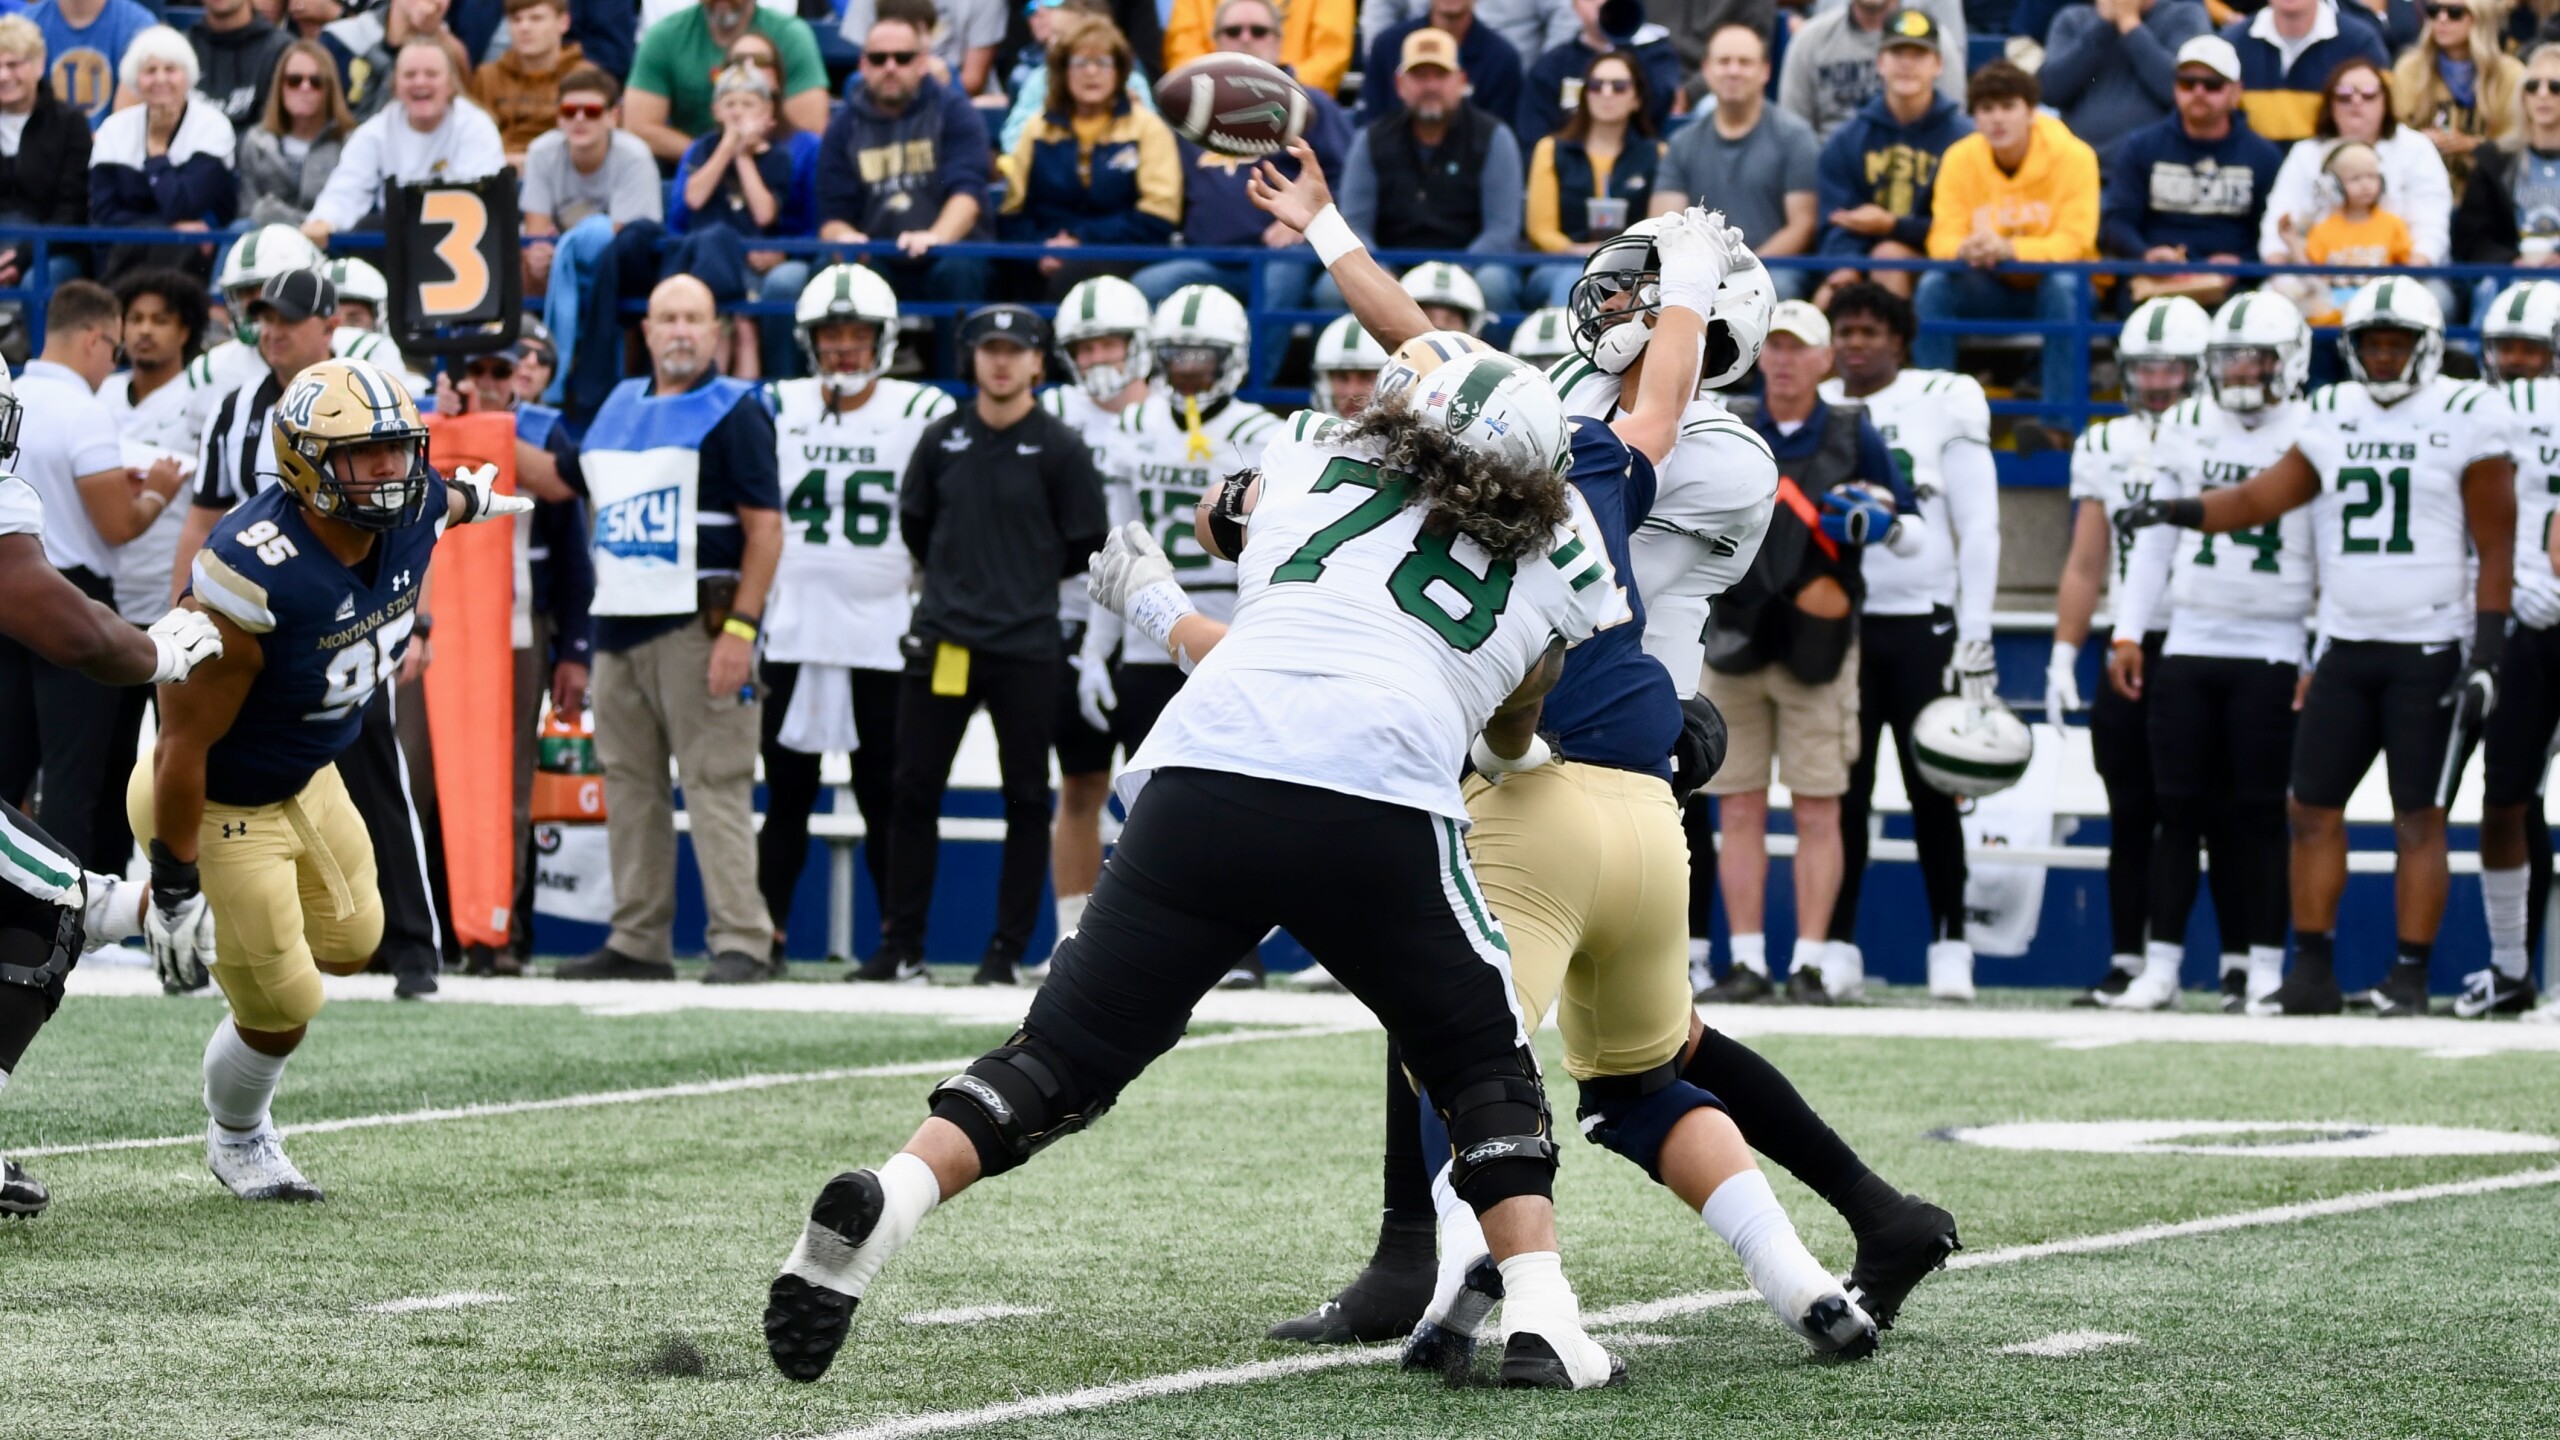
[1435,1047,1558,1210]
[0,903,80,1018]
[927,1030,1115,1179]
[1575,1060,1723,1183]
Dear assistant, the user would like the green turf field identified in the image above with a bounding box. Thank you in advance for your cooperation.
[6,975,2556,1439]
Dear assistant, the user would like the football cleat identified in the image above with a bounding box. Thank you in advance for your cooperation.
[847,949,926,984]
[1216,954,1266,990]
[2249,955,2342,1016]
[1271,1219,1436,1343]
[1784,965,1833,1006]
[766,1169,887,1382]
[2102,963,2180,1012]
[1498,1328,1626,1390]
[1400,1254,1504,1380]
[1785,1292,1880,1359]
[2220,969,2250,1013]
[971,950,1017,987]
[1926,939,1976,1003]
[1844,1195,1960,1330]
[1,1157,48,1217]
[206,1122,324,1202]
[1291,963,1347,993]
[2452,968,2536,1019]
[2074,965,2136,1007]
[556,947,677,982]
[2370,964,2432,1019]
[1696,967,1773,1004]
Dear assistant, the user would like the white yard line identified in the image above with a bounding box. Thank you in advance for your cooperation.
[64,965,2560,1054]
[14,1024,1368,1162]
[793,1165,2560,1440]
[1999,1330,2139,1358]
[899,1306,1048,1327]
[357,1292,514,1315]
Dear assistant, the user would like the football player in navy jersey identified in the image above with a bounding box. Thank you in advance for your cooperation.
[128,357,529,1202]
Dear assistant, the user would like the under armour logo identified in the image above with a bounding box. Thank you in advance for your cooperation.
[222,822,249,838]
[392,569,413,590]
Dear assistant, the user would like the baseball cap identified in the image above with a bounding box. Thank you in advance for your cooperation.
[500,316,556,366]
[1767,300,1831,348]
[2173,35,2242,85]
[1879,8,1939,51]
[959,303,1050,351]
[249,268,339,325]
[1399,27,1459,74]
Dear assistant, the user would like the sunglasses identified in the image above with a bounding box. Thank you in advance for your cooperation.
[558,99,606,119]
[1217,22,1273,37]
[281,71,327,89]
[2174,73,2230,92]
[1585,76,1635,94]
[465,361,517,379]
[863,49,918,66]
[2425,3,2470,17]
[2331,85,2384,102]
[2529,78,2560,94]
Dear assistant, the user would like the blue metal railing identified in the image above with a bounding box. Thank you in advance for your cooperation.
[5,225,2540,469]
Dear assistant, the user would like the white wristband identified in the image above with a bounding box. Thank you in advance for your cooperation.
[1125,579,1197,657]
[2049,640,2077,671]
[1469,731,1553,781]
[1304,204,1364,269]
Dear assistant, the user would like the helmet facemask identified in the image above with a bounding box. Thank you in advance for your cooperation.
[1314,364,1378,417]
[0,390,21,468]
[801,317,888,401]
[2486,335,2555,383]
[1157,342,1240,406]
[2343,321,2436,404]
[1066,329,1151,402]
[2206,344,2283,413]
[297,430,431,532]
[2123,356,2197,415]
[1567,236,1661,376]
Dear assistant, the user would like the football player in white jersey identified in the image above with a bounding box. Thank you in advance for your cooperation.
[754,265,953,982]
[1818,282,2002,1000]
[2051,296,2219,1006]
[2123,278,2515,1018]
[2466,279,2560,1019]
[2108,294,2318,1014]
[764,345,1641,1394]
[1310,313,1387,417]
[1042,275,1154,971]
[185,228,424,440]
[1508,306,1577,369]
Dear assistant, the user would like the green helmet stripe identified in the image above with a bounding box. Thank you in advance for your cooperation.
[1080,283,1097,323]
[836,268,854,305]
[2512,289,2535,325]
[1181,288,1203,328]
[2376,278,2397,314]
[2146,302,2168,344]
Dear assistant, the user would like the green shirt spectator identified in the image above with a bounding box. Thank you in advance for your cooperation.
[623,0,828,162]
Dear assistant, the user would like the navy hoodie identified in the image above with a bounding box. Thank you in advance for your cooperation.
[816,72,993,243]
[2098,113,2285,260]
[1814,91,1971,257]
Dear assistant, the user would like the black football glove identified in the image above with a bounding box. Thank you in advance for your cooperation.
[1671,694,1728,803]
[2114,495,2204,546]
[2444,615,2508,733]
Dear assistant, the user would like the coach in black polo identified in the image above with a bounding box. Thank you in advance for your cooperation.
[862,304,1108,988]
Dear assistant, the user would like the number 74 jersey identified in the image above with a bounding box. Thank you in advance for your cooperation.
[1125,412,1629,824]
[762,376,955,670]
[2294,375,2509,645]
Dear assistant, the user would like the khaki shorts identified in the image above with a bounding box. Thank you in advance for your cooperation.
[127,759,382,1034]
[1460,761,1691,1081]
[1701,637,1861,798]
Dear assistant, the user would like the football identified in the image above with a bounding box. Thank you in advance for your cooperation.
[1154,52,1311,158]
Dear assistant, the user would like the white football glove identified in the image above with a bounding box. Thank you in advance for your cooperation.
[1689,203,1760,278]
[1469,731,1555,783]
[145,607,223,683]
[1652,209,1730,319]
[2517,561,2560,631]
[1075,639,1117,733]
[77,870,146,951]
[2044,640,2083,727]
[145,884,214,994]
[450,462,533,524]
[1947,638,1999,703]
[1088,521,1196,660]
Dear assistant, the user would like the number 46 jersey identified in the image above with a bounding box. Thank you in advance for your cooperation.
[762,377,955,670]
[2294,375,2509,645]
[1123,411,1630,824]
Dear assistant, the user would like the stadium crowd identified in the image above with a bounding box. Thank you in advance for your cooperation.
[4,0,2560,1015]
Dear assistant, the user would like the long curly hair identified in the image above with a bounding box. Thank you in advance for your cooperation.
[1340,390,1573,563]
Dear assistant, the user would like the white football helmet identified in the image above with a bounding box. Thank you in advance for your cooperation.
[1056,275,1154,402]
[0,363,20,468]
[1567,215,1770,388]
[1702,260,1775,391]
[320,257,389,326]
[1151,283,1250,406]
[1509,307,1577,367]
[1310,314,1387,417]
[214,223,322,340]
[1911,695,2032,799]
[2479,279,2560,381]
[1374,330,1499,407]
[2117,295,2210,414]
[1401,261,1487,333]
[795,263,901,395]
[1409,352,1572,478]
[2203,291,2311,415]
[2339,276,2444,405]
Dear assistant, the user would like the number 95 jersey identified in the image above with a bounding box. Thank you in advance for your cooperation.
[2294,375,2509,644]
[763,377,955,670]
[1123,411,1630,824]
[185,474,448,807]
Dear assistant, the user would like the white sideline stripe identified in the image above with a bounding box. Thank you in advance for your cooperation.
[358,1291,513,1315]
[12,1024,1367,1162]
[899,1306,1048,1327]
[2050,1036,2135,1051]
[793,1165,2560,1440]
[2000,1330,2138,1358]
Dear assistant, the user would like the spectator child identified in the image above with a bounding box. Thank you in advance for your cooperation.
[237,39,350,225]
[671,62,820,377]
[626,0,829,161]
[2276,139,2411,321]
[2258,57,2454,290]
[471,0,580,163]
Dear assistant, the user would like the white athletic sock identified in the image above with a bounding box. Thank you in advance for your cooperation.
[2247,945,2287,1003]
[2142,941,2182,982]
[2111,951,2143,977]
[787,1150,941,1299]
[1054,891,1089,939]
[1791,938,1829,977]
[1699,1167,1841,1331]
[1729,933,1768,977]
[1687,936,1711,970]
[2483,865,2531,981]
[2220,952,2247,979]
[1496,1249,1614,1385]
[1423,1159,1492,1328]
[202,1021,287,1134]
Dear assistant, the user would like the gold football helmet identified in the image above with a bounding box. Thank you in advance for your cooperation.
[271,357,433,531]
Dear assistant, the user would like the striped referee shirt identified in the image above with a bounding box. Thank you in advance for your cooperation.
[192,373,286,511]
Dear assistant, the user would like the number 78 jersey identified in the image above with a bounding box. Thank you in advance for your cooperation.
[1124,412,1630,824]
[762,377,955,669]
[2294,376,2508,644]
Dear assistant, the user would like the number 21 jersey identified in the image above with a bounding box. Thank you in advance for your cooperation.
[2294,375,2508,644]
[763,377,954,670]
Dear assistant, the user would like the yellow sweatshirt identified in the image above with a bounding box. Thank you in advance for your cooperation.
[1925,113,2100,264]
